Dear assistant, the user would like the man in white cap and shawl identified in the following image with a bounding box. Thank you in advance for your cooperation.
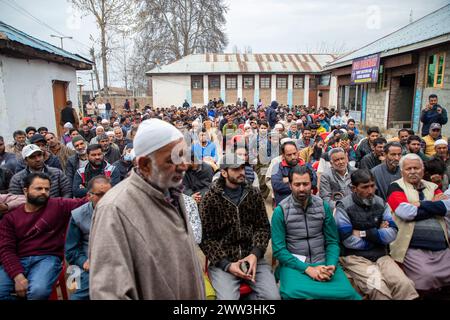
[89,119,205,300]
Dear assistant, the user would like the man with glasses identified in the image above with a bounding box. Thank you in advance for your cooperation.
[423,123,447,157]
[65,176,112,300]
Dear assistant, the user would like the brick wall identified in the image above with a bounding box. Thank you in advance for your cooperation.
[277,89,288,105]
[208,89,221,101]
[365,84,387,129]
[192,89,203,105]
[259,89,271,106]
[293,89,304,106]
[226,89,237,105]
[242,89,254,106]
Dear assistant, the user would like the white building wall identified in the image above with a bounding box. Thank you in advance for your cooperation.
[329,76,338,107]
[0,55,78,143]
[152,75,191,108]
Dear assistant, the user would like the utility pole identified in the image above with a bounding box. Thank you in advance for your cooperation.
[123,32,128,92]
[90,72,96,98]
[50,35,73,49]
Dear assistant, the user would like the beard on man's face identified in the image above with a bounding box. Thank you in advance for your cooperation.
[27,194,49,206]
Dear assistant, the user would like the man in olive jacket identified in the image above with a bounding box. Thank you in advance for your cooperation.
[200,153,280,300]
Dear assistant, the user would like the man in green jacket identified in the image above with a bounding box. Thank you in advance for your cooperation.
[271,165,361,300]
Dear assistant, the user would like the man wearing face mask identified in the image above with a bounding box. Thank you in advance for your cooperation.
[89,119,205,299]
[0,173,87,300]
[335,169,418,300]
[112,144,136,182]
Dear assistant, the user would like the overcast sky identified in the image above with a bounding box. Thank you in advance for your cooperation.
[1,0,449,86]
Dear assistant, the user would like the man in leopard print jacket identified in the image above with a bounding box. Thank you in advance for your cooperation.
[200,154,280,300]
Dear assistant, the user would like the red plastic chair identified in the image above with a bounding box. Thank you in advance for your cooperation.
[48,263,69,300]
[204,259,252,299]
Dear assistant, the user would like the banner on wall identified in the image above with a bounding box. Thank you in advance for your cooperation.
[351,53,381,84]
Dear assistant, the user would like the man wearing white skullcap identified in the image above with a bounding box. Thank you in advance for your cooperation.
[89,118,205,300]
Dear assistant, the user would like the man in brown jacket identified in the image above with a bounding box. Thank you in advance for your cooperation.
[89,119,205,300]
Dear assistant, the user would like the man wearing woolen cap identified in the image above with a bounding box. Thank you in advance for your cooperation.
[89,118,205,300]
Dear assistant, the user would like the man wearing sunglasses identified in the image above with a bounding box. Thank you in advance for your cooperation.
[65,175,112,300]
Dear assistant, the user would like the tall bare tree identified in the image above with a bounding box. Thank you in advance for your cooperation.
[131,0,228,88]
[72,0,132,97]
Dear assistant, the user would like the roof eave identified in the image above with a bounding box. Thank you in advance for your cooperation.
[324,33,450,71]
[0,39,93,70]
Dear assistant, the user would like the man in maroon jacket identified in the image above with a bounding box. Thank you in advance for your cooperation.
[0,172,87,300]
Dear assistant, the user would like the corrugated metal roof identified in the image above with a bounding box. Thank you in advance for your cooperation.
[146,53,336,75]
[326,4,450,68]
[0,20,92,66]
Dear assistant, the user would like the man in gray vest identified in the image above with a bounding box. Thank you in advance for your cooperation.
[65,175,112,300]
[319,147,356,210]
[335,169,418,300]
[271,165,361,299]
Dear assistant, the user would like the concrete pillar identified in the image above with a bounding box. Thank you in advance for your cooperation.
[304,75,310,106]
[287,75,293,107]
[237,74,243,100]
[271,74,277,102]
[329,76,338,107]
[203,75,208,105]
[254,74,260,106]
[220,74,226,102]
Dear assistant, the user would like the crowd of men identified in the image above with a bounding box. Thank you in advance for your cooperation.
[0,93,449,300]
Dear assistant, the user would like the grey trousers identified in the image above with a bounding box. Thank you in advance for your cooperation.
[208,260,281,300]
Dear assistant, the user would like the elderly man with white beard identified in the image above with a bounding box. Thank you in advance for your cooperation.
[387,153,450,296]
[89,119,205,300]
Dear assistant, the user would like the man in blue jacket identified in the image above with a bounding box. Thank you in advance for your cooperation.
[421,94,447,136]
[65,175,112,300]
[266,101,278,129]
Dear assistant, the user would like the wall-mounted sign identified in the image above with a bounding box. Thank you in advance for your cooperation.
[351,53,380,84]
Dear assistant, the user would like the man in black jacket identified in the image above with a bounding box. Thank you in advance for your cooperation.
[60,100,79,129]
[359,137,386,170]
[183,155,214,204]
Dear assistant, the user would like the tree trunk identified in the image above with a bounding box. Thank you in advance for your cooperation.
[100,25,108,97]
[90,47,101,95]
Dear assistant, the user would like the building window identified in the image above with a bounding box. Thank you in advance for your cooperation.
[427,52,446,88]
[309,76,317,89]
[260,75,271,89]
[319,74,331,86]
[276,76,288,89]
[293,76,304,89]
[226,76,237,89]
[243,75,254,89]
[191,76,203,89]
[209,75,220,89]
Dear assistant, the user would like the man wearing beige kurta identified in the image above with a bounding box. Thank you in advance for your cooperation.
[89,119,205,300]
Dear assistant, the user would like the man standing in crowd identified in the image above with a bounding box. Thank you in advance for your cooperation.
[89,119,205,299]
[319,147,356,210]
[65,176,112,300]
[6,130,27,160]
[0,136,18,173]
[359,137,386,170]
[45,133,75,172]
[356,127,380,164]
[72,144,119,198]
[387,154,450,295]
[98,134,121,165]
[65,136,89,186]
[0,173,87,300]
[423,123,447,157]
[335,169,418,300]
[200,152,280,300]
[271,165,361,300]
[60,100,80,129]
[407,135,429,161]
[9,145,71,198]
[371,142,402,201]
[421,94,447,137]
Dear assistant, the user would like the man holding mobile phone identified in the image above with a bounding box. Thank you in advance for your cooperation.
[421,94,447,137]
